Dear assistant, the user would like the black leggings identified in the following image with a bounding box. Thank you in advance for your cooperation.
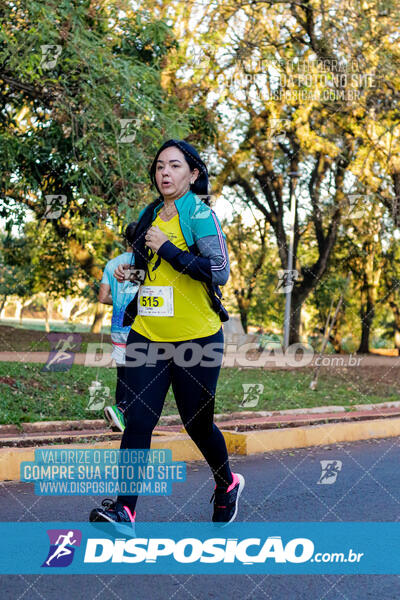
[117,326,233,511]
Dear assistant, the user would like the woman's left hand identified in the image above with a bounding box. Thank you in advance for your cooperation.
[145,226,169,252]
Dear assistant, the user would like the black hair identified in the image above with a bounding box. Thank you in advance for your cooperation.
[124,221,138,247]
[149,139,210,205]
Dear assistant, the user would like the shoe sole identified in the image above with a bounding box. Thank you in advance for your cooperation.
[90,509,135,537]
[214,473,245,528]
[104,406,125,432]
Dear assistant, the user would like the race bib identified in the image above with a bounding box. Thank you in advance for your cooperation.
[137,286,174,317]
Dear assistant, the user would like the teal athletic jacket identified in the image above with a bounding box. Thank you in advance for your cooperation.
[123,189,230,326]
[147,189,230,287]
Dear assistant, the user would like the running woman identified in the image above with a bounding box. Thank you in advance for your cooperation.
[90,139,244,530]
[99,222,138,431]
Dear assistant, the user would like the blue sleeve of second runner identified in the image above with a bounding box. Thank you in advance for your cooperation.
[100,262,112,285]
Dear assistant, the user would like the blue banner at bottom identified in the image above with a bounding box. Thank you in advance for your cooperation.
[0,522,398,574]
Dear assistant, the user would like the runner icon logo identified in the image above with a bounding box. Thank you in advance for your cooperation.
[86,381,111,411]
[275,269,299,294]
[317,460,342,485]
[41,333,82,373]
[241,383,264,408]
[42,529,82,568]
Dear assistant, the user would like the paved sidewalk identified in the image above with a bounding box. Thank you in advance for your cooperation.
[0,350,398,368]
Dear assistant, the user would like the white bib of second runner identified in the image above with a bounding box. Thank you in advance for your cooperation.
[137,286,174,317]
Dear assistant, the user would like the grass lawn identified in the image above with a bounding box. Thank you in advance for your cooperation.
[0,361,398,427]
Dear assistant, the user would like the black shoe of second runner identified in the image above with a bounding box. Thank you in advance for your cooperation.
[210,473,245,527]
[89,498,136,536]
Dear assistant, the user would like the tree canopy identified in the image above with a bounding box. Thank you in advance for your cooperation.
[1,0,400,351]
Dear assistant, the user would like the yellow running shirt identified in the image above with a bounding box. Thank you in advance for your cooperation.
[132,213,221,341]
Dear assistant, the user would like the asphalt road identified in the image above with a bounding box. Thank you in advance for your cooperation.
[1,437,400,599]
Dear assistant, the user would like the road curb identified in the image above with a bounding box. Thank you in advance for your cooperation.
[3,400,400,435]
[1,416,400,482]
[241,416,400,454]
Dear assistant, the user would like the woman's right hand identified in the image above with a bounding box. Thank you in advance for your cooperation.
[114,263,129,282]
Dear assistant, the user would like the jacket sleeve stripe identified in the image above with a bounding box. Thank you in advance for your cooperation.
[210,211,228,271]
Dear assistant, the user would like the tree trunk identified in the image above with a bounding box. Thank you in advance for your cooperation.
[0,295,7,319]
[395,329,400,356]
[90,302,105,333]
[356,244,382,355]
[239,308,248,334]
[14,298,23,322]
[330,319,344,353]
[357,285,374,354]
[45,298,53,333]
[19,298,34,324]
[289,293,302,344]
[389,301,400,356]
[289,287,313,345]
[235,292,249,333]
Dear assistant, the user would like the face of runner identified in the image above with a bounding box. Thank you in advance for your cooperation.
[155,146,199,202]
